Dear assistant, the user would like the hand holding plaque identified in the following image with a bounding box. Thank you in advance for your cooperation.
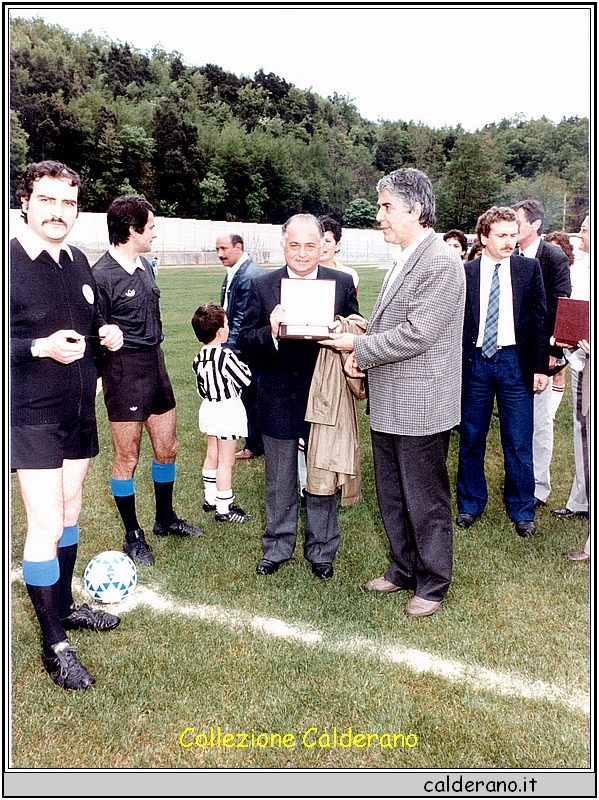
[279,278,336,340]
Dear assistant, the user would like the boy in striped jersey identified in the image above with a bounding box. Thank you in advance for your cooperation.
[192,303,252,522]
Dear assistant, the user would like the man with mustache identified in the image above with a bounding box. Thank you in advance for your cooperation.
[10,160,123,690]
[456,206,549,537]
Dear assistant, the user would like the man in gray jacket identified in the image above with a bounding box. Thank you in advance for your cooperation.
[324,168,465,616]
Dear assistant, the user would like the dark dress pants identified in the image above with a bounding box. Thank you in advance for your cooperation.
[457,347,535,522]
[241,378,263,455]
[371,429,453,602]
[262,434,340,564]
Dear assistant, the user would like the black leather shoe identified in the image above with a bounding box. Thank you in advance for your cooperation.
[42,641,95,690]
[61,603,120,631]
[456,513,477,529]
[515,520,536,537]
[533,498,546,509]
[202,501,216,512]
[312,563,333,579]
[153,515,204,537]
[256,559,283,575]
[551,507,588,520]
[123,529,154,565]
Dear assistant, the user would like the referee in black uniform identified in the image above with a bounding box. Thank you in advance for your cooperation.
[94,196,203,565]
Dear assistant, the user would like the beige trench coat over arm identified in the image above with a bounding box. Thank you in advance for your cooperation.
[304,314,368,505]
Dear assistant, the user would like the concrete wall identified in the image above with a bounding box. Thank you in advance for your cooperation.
[9,210,396,267]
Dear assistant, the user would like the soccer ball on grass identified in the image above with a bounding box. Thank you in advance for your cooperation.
[84,551,137,604]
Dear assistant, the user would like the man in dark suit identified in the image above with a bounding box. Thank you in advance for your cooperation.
[323,168,465,618]
[215,233,265,459]
[237,214,358,579]
[456,206,549,537]
[512,200,571,507]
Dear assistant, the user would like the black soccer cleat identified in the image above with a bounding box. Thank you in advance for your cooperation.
[123,528,154,565]
[42,642,96,690]
[61,603,120,632]
[153,515,204,537]
[215,505,252,523]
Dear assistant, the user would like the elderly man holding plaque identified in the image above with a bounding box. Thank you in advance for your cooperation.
[238,214,359,579]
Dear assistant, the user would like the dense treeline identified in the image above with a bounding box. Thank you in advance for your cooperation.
[10,16,589,230]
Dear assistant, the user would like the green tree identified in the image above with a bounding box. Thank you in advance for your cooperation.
[343,199,377,228]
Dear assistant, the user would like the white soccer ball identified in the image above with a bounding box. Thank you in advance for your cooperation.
[84,551,137,604]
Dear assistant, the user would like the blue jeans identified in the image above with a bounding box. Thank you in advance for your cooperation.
[457,347,535,522]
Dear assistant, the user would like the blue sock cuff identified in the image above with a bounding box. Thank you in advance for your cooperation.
[111,476,135,497]
[58,523,79,548]
[152,460,176,483]
[22,558,60,587]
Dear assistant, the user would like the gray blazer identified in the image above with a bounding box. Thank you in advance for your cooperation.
[354,231,465,436]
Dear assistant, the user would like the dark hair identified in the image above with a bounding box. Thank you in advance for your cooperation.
[107,195,156,246]
[376,168,435,228]
[468,238,484,261]
[443,229,468,253]
[545,230,575,267]
[230,234,244,249]
[512,199,544,234]
[476,206,519,240]
[17,160,83,222]
[320,216,342,243]
[191,302,226,344]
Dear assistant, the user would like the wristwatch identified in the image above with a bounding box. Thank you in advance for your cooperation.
[31,339,41,357]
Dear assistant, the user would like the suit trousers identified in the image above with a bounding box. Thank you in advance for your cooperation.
[241,378,263,455]
[457,347,535,521]
[262,434,340,564]
[566,367,589,513]
[533,375,554,503]
[371,429,452,602]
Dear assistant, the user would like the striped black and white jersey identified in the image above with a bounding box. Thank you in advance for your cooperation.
[193,345,252,401]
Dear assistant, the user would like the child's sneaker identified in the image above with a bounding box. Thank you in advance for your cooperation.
[215,505,251,523]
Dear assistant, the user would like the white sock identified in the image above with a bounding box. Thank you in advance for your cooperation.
[216,491,234,515]
[549,385,564,420]
[203,469,217,505]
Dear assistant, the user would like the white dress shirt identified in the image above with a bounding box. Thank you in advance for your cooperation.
[476,254,516,348]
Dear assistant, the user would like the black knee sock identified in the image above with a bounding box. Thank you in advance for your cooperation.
[154,481,175,526]
[114,494,141,534]
[25,581,67,656]
[57,544,78,617]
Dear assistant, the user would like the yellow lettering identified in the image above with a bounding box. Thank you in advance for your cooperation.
[282,734,295,748]
[195,733,208,748]
[222,733,235,747]
[380,734,391,748]
[237,733,248,748]
[353,734,366,748]
[270,733,282,747]
[406,733,418,748]
[318,733,331,748]
[367,733,379,747]
[256,734,269,747]
[180,728,195,747]
[303,728,317,747]
[339,727,352,748]
[393,733,405,747]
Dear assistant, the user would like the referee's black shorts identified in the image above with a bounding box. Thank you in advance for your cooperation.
[101,346,176,422]
[11,416,99,471]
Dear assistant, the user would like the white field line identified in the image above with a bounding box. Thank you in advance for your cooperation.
[11,569,589,715]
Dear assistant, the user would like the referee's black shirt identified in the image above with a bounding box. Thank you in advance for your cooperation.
[93,252,163,351]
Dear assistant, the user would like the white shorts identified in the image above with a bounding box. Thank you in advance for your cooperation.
[199,396,248,440]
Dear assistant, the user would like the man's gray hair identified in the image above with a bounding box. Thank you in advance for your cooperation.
[377,168,436,228]
[282,213,325,243]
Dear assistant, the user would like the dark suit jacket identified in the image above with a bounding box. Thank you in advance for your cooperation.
[237,265,359,439]
[533,238,571,358]
[462,255,549,393]
[220,254,265,355]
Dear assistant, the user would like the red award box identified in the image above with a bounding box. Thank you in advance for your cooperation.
[553,297,589,346]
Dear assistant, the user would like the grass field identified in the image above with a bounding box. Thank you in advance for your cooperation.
[10,266,590,770]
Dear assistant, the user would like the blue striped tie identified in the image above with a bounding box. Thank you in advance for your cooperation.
[481,263,501,358]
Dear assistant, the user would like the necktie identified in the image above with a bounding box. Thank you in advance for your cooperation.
[481,263,501,358]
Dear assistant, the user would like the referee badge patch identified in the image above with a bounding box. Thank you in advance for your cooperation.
[82,284,94,304]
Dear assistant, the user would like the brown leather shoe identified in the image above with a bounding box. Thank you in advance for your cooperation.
[564,550,590,562]
[235,448,258,460]
[364,576,402,593]
[405,596,442,617]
